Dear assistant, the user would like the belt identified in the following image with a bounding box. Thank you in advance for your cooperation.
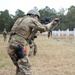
[10,32,28,41]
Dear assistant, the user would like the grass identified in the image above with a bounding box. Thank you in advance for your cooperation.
[0,34,75,75]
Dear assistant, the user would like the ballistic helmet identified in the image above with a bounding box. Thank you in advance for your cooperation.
[27,9,40,18]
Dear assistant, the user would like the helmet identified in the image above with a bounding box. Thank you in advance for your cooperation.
[27,9,40,18]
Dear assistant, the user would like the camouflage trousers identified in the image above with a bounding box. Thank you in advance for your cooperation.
[7,44,32,75]
[28,41,37,56]
[3,35,7,41]
[16,57,32,75]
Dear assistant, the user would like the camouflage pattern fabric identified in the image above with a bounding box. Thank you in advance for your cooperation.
[7,16,47,75]
[16,56,31,75]
[28,40,37,56]
[11,16,46,40]
[7,35,31,75]
[28,32,39,56]
[33,42,37,55]
[3,29,7,41]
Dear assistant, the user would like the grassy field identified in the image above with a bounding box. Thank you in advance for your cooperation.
[0,34,75,75]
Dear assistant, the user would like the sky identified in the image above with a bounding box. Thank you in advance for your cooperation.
[0,0,75,15]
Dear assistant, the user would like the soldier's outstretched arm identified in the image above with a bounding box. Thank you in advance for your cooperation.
[28,18,47,32]
[44,18,60,31]
[29,18,60,33]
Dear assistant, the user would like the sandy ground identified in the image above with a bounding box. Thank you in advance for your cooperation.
[0,34,75,75]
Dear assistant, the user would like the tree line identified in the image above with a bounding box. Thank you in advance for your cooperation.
[0,5,75,33]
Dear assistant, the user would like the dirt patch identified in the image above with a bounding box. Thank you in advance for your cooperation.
[0,34,75,75]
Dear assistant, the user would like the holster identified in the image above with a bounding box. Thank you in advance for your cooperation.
[15,44,27,61]
[9,44,26,61]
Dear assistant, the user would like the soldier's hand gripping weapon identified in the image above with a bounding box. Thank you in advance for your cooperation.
[47,18,60,38]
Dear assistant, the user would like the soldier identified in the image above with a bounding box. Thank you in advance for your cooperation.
[48,30,52,39]
[3,28,7,41]
[28,32,39,56]
[7,9,60,75]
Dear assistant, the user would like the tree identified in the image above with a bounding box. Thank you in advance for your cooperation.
[39,6,57,20]
[13,9,25,21]
[56,8,67,30]
[66,5,75,30]
[0,10,13,32]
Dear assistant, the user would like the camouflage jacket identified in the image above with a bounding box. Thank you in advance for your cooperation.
[11,16,47,40]
[3,30,7,35]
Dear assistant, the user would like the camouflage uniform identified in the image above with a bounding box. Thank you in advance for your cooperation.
[48,30,52,39]
[3,29,7,41]
[28,33,38,56]
[7,16,47,75]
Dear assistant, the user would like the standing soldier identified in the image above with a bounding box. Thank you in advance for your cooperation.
[3,28,7,41]
[28,32,39,56]
[48,30,52,39]
[7,9,60,75]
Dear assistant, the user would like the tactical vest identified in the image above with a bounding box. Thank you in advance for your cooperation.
[11,16,37,40]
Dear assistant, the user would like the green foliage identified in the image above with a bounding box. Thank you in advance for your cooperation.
[0,9,25,32]
[0,10,13,31]
[0,5,75,32]
[66,6,75,30]
[39,6,57,20]
[13,9,25,21]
